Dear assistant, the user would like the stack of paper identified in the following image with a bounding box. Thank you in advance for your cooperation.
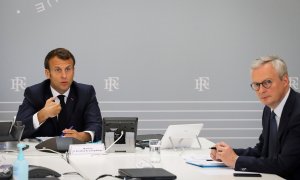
[183,154,226,168]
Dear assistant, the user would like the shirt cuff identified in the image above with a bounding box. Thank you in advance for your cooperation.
[84,131,95,142]
[33,113,41,129]
[234,156,239,169]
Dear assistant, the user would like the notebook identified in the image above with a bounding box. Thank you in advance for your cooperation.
[183,154,226,168]
[160,124,203,149]
[118,168,176,180]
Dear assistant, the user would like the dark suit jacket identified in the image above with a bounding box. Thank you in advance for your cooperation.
[16,79,102,142]
[234,88,300,179]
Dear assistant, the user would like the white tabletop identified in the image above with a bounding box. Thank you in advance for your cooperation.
[0,138,284,180]
[0,141,84,180]
[68,138,284,180]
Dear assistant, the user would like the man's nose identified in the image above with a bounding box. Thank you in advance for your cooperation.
[61,70,67,78]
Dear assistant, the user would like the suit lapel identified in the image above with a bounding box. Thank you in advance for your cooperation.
[278,89,295,139]
[43,80,53,103]
[63,84,77,128]
[262,107,272,157]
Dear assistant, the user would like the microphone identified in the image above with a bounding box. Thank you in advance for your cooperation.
[105,131,124,153]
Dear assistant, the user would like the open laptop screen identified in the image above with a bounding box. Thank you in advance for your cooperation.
[0,120,13,136]
[160,123,203,149]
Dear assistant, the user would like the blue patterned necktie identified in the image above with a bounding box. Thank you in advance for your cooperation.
[268,111,277,158]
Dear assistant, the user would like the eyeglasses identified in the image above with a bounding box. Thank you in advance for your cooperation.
[250,79,272,91]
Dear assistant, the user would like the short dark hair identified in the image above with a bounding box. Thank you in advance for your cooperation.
[44,48,76,69]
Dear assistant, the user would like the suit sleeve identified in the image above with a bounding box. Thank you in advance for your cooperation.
[16,88,40,139]
[82,86,102,142]
[234,114,300,178]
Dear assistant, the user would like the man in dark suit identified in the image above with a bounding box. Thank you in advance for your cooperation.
[210,56,300,179]
[16,48,102,142]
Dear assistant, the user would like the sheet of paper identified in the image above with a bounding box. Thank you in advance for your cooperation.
[36,137,53,142]
[69,143,105,155]
[182,154,226,167]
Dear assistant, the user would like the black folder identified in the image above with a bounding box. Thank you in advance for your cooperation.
[118,168,176,180]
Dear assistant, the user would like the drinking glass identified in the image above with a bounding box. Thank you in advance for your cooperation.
[149,139,161,163]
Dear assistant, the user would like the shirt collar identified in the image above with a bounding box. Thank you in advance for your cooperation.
[272,88,290,119]
[50,86,70,103]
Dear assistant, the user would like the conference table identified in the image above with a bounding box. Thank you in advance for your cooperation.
[68,138,283,180]
[1,141,83,180]
[0,138,283,180]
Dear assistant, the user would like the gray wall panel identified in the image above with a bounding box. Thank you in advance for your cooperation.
[1,0,300,148]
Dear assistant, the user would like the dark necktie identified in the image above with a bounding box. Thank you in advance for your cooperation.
[57,95,67,130]
[268,111,277,158]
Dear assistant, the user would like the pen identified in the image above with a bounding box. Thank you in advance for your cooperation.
[210,147,217,150]
[61,126,73,136]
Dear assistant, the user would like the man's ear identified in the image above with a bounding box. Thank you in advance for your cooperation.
[45,69,50,79]
[283,74,289,86]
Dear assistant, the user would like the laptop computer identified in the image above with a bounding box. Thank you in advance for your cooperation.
[0,120,14,142]
[160,124,203,149]
[136,134,164,148]
[0,120,13,136]
[136,134,164,142]
[118,168,176,180]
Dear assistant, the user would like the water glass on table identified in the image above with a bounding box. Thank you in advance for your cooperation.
[149,139,161,163]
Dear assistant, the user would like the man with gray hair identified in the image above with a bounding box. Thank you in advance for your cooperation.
[210,56,300,179]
